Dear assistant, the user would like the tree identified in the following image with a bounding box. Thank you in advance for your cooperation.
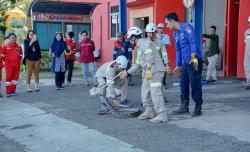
[0,0,30,44]
[0,0,17,43]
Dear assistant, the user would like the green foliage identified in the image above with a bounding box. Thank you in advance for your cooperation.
[15,0,32,29]
[0,0,12,31]
[0,0,29,41]
[40,51,52,71]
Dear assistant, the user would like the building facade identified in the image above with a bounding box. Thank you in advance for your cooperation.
[29,0,249,78]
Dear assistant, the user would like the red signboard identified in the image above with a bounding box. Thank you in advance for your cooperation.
[33,13,91,23]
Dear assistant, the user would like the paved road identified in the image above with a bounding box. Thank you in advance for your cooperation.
[1,75,250,152]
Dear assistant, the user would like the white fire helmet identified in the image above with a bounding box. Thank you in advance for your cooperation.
[127,26,143,39]
[116,55,128,69]
[146,23,157,32]
[157,23,164,28]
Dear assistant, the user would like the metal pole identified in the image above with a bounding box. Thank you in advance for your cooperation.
[192,0,203,50]
[119,0,127,33]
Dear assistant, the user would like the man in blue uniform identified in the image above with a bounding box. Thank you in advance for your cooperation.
[113,32,132,61]
[165,12,203,117]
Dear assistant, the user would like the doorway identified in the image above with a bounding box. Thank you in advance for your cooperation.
[202,0,226,70]
[134,17,149,38]
[223,0,239,76]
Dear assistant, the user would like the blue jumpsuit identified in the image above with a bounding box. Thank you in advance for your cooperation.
[173,23,203,105]
[113,40,132,70]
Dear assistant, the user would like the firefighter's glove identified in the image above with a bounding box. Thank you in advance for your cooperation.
[113,99,120,106]
[64,49,70,54]
[166,66,173,75]
[191,56,199,71]
[146,69,153,80]
[120,71,128,80]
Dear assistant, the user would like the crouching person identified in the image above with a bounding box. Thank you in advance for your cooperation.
[95,55,129,115]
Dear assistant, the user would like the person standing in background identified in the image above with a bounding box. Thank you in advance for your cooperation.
[1,33,22,97]
[79,31,96,86]
[113,32,134,86]
[156,23,172,89]
[0,43,3,97]
[50,32,69,90]
[202,26,220,85]
[243,17,250,89]
[23,30,42,92]
[65,31,77,86]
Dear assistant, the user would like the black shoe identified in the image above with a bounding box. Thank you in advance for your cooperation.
[164,97,168,103]
[172,101,189,115]
[245,85,250,90]
[128,82,134,86]
[191,104,202,117]
[59,86,65,89]
[98,108,110,115]
[209,80,217,83]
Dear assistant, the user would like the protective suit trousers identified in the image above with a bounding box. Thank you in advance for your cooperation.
[244,47,250,84]
[5,65,20,94]
[141,71,167,114]
[206,54,219,81]
[97,77,128,104]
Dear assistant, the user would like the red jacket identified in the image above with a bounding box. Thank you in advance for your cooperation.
[0,44,3,68]
[1,42,22,67]
[114,40,122,49]
[79,38,95,63]
[65,38,77,60]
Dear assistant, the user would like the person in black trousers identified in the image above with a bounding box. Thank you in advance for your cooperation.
[49,32,69,90]
[65,31,77,86]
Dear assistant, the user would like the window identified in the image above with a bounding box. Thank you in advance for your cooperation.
[110,6,119,38]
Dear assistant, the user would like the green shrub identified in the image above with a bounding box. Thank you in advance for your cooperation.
[40,51,51,71]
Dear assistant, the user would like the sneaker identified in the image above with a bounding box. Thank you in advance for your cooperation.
[6,94,11,98]
[59,86,65,89]
[120,99,129,105]
[93,80,98,87]
[164,97,168,103]
[242,81,250,89]
[209,79,217,83]
[35,83,40,92]
[56,87,60,90]
[201,80,209,85]
[128,82,134,86]
[245,85,250,90]
[67,82,72,86]
[83,80,89,86]
[97,108,110,115]
[10,93,17,96]
[26,88,33,93]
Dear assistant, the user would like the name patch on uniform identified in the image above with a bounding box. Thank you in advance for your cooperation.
[186,28,191,33]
